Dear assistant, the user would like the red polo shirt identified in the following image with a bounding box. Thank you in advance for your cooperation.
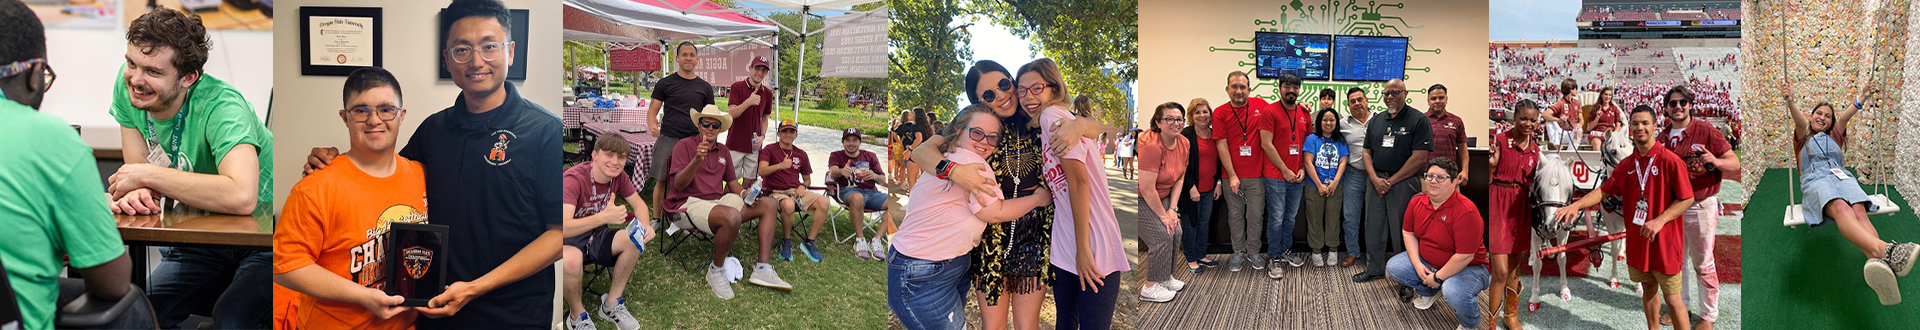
[665,138,736,210]
[1601,144,1693,275]
[1402,190,1487,267]
[1262,101,1309,178]
[1658,118,1731,199]
[1212,97,1270,179]
[1426,109,1467,164]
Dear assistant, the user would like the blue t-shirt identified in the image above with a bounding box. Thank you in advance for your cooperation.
[1304,134,1348,186]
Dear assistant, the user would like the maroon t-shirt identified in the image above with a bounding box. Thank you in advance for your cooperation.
[562,162,637,220]
[666,138,736,210]
[1426,109,1467,163]
[725,80,775,153]
[1658,119,1731,199]
[757,143,813,191]
[827,149,883,191]
[1402,191,1487,267]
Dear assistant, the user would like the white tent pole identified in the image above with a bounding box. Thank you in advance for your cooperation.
[792,6,809,121]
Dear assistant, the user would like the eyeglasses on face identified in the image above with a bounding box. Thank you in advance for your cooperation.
[446,41,514,64]
[348,105,401,121]
[967,126,1000,146]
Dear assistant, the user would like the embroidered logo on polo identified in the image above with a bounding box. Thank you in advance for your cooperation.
[486,130,517,166]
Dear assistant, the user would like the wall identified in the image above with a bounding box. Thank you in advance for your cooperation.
[40,28,274,149]
[269,0,564,213]
[1138,0,1490,145]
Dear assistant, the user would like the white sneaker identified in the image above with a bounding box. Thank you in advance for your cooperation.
[705,265,735,300]
[1325,252,1338,267]
[1139,283,1177,303]
[1413,295,1436,310]
[1161,278,1186,292]
[854,240,872,260]
[1867,258,1901,305]
[1310,253,1324,267]
[748,264,795,291]
[596,295,640,330]
[566,312,597,330]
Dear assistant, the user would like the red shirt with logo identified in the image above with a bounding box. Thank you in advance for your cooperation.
[1600,144,1694,275]
[1402,190,1487,267]
[1658,118,1731,199]
[757,143,813,191]
[1426,109,1467,164]
[1212,97,1271,179]
[1262,101,1309,178]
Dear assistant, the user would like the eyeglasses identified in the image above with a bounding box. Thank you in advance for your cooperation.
[0,58,54,90]
[446,41,514,64]
[1666,99,1692,107]
[979,78,1013,103]
[699,120,724,130]
[1421,173,1455,182]
[1159,116,1185,123]
[967,126,1000,146]
[348,105,401,121]
[1015,82,1055,97]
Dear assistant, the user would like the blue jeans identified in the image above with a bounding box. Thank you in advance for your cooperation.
[1180,190,1217,263]
[147,247,271,329]
[1265,178,1302,259]
[1387,252,1489,329]
[887,248,970,330]
[838,187,887,211]
[1051,265,1118,330]
[1341,168,1368,257]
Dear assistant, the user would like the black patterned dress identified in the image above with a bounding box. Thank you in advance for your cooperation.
[970,109,1054,304]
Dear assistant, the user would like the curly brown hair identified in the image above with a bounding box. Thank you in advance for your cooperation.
[126,7,210,76]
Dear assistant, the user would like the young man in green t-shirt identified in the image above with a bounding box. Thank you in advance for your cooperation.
[0,2,137,329]
[103,7,275,329]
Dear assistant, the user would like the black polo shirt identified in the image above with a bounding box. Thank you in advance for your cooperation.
[1364,105,1433,176]
[650,73,714,139]
[402,82,561,330]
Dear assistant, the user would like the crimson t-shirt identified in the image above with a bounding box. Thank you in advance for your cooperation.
[562,162,637,220]
[1211,97,1270,179]
[1658,119,1731,199]
[757,143,813,191]
[828,150,883,191]
[1426,110,1467,164]
[725,80,775,153]
[1600,145,1694,275]
[1402,191,1487,268]
[1262,101,1309,178]
[666,138,736,210]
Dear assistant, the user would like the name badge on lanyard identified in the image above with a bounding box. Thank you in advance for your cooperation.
[1832,168,1851,180]
[1382,135,1397,148]
[1239,145,1254,157]
[1288,145,1300,155]
[1633,158,1653,226]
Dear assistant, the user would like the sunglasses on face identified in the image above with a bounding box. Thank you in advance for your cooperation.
[699,120,723,129]
[1667,99,1692,107]
[979,78,1014,103]
[967,126,1001,146]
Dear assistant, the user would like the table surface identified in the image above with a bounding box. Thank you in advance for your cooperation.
[114,204,272,249]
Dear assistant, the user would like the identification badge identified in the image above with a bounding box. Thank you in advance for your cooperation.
[1239,146,1253,157]
[1632,199,1650,226]
[1833,168,1852,180]
[1289,146,1300,155]
[1382,137,1396,148]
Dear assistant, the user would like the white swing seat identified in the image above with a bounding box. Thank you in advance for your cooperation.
[1785,204,1807,228]
[1869,194,1901,215]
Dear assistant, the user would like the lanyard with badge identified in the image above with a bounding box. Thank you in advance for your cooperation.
[1238,106,1255,157]
[1633,157,1653,227]
[1815,134,1852,180]
[144,94,189,171]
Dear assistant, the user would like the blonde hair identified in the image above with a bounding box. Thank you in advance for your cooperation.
[1016,58,1071,116]
[937,104,995,154]
[1187,97,1211,126]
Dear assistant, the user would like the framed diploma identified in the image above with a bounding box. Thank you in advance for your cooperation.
[385,223,449,307]
[299,7,383,76]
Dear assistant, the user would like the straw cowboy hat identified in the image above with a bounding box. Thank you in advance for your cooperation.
[690,104,733,131]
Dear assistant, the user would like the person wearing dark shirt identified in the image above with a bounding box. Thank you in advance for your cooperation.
[830,128,889,260]
[647,41,714,220]
[760,123,831,262]
[1356,78,1433,283]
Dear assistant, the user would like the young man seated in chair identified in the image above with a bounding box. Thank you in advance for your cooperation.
[759,122,831,262]
[828,128,888,261]
[560,135,652,330]
[666,105,783,299]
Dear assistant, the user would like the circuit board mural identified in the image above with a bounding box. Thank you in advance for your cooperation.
[1207,0,1441,113]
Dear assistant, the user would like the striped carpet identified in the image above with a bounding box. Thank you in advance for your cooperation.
[1134,254,1491,329]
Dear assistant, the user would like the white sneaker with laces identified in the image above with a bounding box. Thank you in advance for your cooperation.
[706,265,735,300]
[1310,253,1324,267]
[566,312,596,330]
[1139,283,1177,303]
[854,240,872,260]
[1162,278,1185,292]
[596,294,640,330]
[748,264,795,291]
[1413,295,1436,310]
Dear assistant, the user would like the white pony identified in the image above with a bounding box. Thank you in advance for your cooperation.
[1526,127,1634,311]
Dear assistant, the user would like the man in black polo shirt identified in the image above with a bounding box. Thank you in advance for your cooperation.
[648,41,714,218]
[1355,78,1433,283]
[304,0,561,328]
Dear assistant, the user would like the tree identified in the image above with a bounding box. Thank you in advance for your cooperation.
[969,0,1137,127]
[888,0,971,119]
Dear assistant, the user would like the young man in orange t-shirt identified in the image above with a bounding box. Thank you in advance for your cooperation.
[273,67,428,330]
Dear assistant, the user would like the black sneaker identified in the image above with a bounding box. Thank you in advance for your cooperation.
[1352,272,1382,283]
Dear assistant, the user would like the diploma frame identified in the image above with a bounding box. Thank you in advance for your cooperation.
[299,6,383,76]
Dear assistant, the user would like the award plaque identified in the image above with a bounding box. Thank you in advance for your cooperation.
[385,223,449,307]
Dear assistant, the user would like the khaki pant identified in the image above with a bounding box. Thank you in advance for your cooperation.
[1302,181,1343,253]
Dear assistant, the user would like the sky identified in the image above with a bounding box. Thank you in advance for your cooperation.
[1489,0,1581,41]
[957,16,1037,106]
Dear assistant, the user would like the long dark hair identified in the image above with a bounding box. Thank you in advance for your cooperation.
[1312,108,1344,141]
[964,60,1011,105]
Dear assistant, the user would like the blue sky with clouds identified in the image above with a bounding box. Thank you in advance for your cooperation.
[1489,0,1581,41]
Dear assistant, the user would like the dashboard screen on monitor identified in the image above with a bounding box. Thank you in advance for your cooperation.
[1331,35,1408,81]
[1254,32,1330,79]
